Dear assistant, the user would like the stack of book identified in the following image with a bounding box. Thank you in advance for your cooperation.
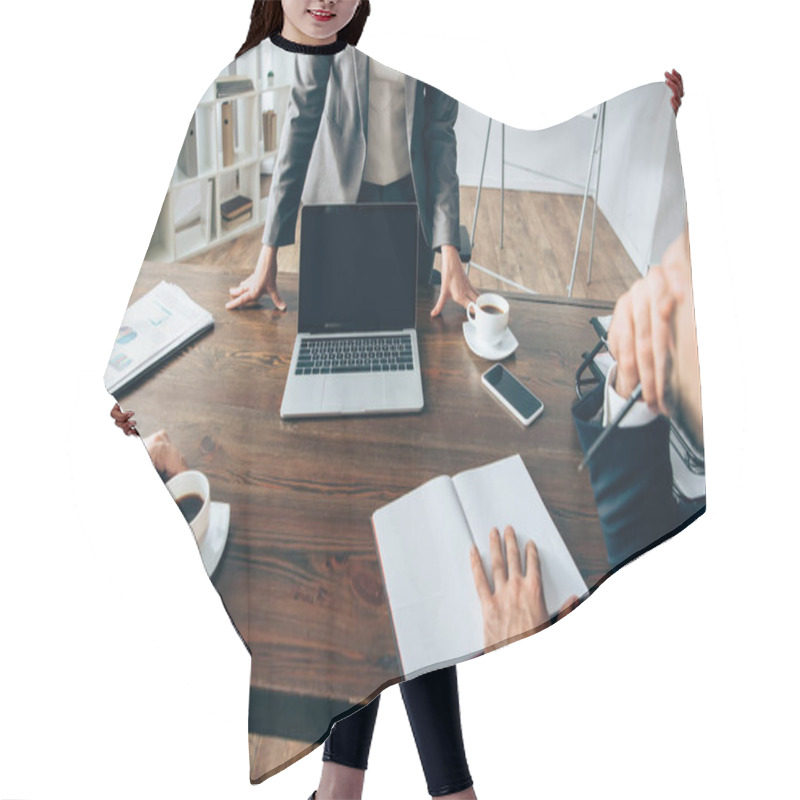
[216,76,254,98]
[220,195,253,229]
[221,101,234,167]
[262,110,278,152]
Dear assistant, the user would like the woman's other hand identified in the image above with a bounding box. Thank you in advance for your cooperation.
[431,244,478,317]
[142,430,187,482]
[227,244,287,311]
[665,69,683,115]
[110,402,138,436]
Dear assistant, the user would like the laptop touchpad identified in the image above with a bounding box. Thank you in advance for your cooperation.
[323,375,385,412]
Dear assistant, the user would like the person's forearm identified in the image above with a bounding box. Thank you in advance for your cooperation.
[423,85,461,248]
[429,197,460,251]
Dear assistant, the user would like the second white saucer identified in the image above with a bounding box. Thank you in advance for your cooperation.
[462,322,519,360]
[199,501,231,578]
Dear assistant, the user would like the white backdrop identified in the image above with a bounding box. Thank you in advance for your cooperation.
[1,2,797,799]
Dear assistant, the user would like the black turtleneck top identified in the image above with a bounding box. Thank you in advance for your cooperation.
[270,32,348,55]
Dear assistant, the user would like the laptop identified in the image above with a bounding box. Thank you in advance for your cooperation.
[280,203,424,419]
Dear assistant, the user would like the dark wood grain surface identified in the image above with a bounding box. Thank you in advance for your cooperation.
[122,261,613,731]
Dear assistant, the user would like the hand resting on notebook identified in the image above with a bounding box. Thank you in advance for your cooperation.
[470,525,580,652]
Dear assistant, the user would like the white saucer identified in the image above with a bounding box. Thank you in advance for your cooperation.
[198,502,231,577]
[462,322,519,360]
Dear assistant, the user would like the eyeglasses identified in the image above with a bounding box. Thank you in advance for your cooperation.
[575,315,612,400]
[575,336,608,401]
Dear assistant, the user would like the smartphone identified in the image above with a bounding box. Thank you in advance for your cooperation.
[481,363,544,426]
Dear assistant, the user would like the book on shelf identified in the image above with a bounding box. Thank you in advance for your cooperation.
[216,76,254,97]
[104,282,214,395]
[220,194,253,221]
[372,454,588,679]
[205,177,215,240]
[221,101,234,167]
[173,177,216,237]
[262,109,278,152]
[173,180,202,234]
[222,211,253,231]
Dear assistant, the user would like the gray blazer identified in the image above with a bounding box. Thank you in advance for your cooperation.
[263,46,460,252]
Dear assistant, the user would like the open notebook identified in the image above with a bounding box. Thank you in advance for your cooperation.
[373,455,589,678]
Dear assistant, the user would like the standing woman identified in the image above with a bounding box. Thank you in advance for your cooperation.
[228,4,477,799]
[226,0,478,317]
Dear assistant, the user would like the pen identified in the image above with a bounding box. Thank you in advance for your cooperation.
[578,383,643,472]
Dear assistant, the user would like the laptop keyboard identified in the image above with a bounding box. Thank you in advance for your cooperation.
[295,334,415,375]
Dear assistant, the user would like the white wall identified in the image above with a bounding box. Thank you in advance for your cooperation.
[456,81,683,274]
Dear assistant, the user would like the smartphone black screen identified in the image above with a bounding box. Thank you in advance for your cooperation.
[485,364,543,420]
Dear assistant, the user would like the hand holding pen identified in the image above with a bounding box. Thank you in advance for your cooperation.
[579,383,642,471]
[607,262,681,416]
[580,230,698,468]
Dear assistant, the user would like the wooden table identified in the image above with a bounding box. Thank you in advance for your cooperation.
[123,261,614,776]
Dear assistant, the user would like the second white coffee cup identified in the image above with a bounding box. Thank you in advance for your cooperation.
[166,470,211,548]
[466,293,509,346]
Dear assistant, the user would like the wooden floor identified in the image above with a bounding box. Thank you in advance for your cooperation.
[181,187,640,304]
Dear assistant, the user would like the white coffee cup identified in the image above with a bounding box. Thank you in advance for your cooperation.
[466,293,509,346]
[166,470,211,548]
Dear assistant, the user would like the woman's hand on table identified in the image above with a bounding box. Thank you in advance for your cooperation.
[142,429,187,482]
[471,525,579,652]
[110,402,138,436]
[226,244,287,311]
[665,69,683,115]
[431,244,479,317]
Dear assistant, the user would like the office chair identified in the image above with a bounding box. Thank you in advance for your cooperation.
[567,102,606,298]
[464,119,537,296]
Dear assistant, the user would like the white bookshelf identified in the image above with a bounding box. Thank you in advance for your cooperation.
[146,41,291,262]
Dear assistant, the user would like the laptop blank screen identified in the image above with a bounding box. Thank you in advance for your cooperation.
[298,204,418,334]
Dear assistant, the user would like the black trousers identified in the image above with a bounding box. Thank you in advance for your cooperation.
[357,174,436,285]
[322,666,473,797]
